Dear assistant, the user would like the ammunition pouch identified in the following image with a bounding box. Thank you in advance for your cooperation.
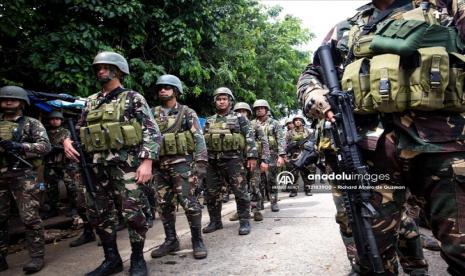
[268,136,277,150]
[204,131,245,152]
[159,131,194,156]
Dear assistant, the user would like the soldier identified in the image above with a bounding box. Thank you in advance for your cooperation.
[0,85,51,273]
[229,102,271,221]
[251,99,286,212]
[284,118,294,131]
[285,115,316,197]
[64,51,161,276]
[43,111,78,218]
[149,74,208,260]
[202,87,257,235]
[297,0,465,274]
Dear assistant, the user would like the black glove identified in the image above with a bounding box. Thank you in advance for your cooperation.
[0,140,24,153]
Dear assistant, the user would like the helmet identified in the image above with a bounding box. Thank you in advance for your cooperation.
[48,111,64,120]
[92,51,129,75]
[0,86,30,105]
[233,102,252,114]
[155,74,183,94]
[252,99,270,110]
[293,114,305,124]
[213,87,235,101]
[285,118,293,125]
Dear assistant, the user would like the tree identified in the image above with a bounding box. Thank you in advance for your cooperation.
[0,0,313,116]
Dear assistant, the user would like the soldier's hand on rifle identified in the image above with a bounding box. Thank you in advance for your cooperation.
[277,155,286,167]
[260,161,269,173]
[63,138,80,162]
[304,88,334,121]
[136,159,152,184]
[247,158,257,172]
[0,140,24,153]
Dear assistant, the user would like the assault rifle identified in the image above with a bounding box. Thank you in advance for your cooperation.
[0,138,33,170]
[316,44,384,273]
[66,119,99,208]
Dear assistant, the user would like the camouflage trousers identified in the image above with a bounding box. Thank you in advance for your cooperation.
[205,157,250,220]
[44,165,78,210]
[154,161,202,223]
[0,170,44,258]
[247,165,262,211]
[85,163,148,243]
[325,132,465,275]
[260,165,280,203]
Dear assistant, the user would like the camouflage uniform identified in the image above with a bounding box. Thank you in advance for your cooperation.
[44,126,77,213]
[297,1,465,274]
[150,102,208,258]
[248,120,270,212]
[0,115,51,261]
[251,117,286,205]
[77,88,161,244]
[204,111,257,226]
[285,126,316,195]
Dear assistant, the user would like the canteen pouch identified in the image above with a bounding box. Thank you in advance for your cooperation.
[104,122,124,150]
[121,124,140,147]
[163,133,177,155]
[88,124,107,151]
[408,47,449,110]
[176,132,188,155]
[444,52,465,112]
[268,136,277,149]
[222,133,234,151]
[371,54,408,113]
[341,57,374,114]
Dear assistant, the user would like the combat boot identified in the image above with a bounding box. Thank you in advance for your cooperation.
[271,202,279,212]
[129,242,147,276]
[253,211,263,221]
[421,234,440,251]
[202,208,223,234]
[222,193,230,203]
[85,237,123,276]
[0,254,8,272]
[115,214,126,232]
[305,186,313,196]
[23,257,44,273]
[188,213,207,259]
[229,212,239,221]
[289,190,298,197]
[238,219,251,235]
[70,223,96,247]
[151,221,180,258]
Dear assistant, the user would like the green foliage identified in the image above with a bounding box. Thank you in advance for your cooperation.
[0,0,312,116]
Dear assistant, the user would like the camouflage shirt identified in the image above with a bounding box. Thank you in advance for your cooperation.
[204,110,258,160]
[0,114,51,171]
[297,0,465,153]
[45,126,69,166]
[251,120,271,164]
[152,102,208,165]
[77,87,161,166]
[285,127,314,160]
[252,117,286,165]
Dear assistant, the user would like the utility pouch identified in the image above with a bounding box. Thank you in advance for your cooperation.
[88,124,107,151]
[176,132,188,155]
[371,54,408,113]
[341,57,375,114]
[104,122,124,150]
[222,133,234,151]
[444,52,465,112]
[408,47,449,110]
[163,133,177,155]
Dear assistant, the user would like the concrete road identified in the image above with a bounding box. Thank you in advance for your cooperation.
[1,193,446,275]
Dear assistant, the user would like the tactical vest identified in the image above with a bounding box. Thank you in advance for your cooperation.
[153,105,195,156]
[291,128,309,142]
[204,113,245,152]
[79,92,142,153]
[342,3,465,114]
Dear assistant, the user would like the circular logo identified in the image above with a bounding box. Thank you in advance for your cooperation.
[276,171,295,186]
